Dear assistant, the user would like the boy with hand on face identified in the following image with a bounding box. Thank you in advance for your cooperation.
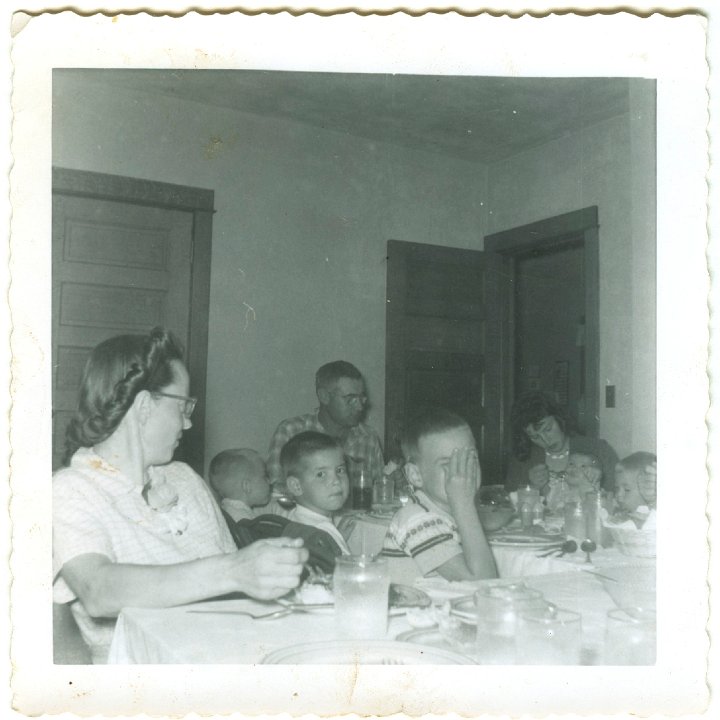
[381,407,498,584]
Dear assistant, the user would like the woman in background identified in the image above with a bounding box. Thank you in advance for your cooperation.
[53,327,307,663]
[505,390,619,495]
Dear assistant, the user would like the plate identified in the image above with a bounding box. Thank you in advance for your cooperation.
[397,624,477,659]
[285,583,432,612]
[489,531,565,549]
[366,507,398,520]
[261,639,475,664]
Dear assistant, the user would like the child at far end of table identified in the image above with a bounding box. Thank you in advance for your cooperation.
[381,407,498,584]
[610,451,657,529]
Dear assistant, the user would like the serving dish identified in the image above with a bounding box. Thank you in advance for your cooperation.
[262,639,475,664]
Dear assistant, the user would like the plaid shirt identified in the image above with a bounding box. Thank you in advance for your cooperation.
[267,409,384,489]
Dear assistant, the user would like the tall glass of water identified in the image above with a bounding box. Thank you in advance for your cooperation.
[333,555,390,639]
[604,607,656,665]
[475,583,546,664]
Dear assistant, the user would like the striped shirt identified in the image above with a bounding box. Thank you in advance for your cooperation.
[381,490,462,585]
[267,409,384,489]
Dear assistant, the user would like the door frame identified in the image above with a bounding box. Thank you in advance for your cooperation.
[484,206,600,457]
[52,167,215,473]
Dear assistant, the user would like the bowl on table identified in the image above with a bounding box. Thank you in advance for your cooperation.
[608,525,656,558]
[475,485,516,532]
[476,505,516,532]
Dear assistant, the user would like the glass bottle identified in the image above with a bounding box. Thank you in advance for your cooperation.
[564,501,586,541]
[583,491,604,546]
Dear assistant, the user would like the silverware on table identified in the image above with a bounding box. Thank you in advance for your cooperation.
[187,607,294,620]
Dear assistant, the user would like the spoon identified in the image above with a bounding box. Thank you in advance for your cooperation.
[557,539,578,558]
[580,539,597,563]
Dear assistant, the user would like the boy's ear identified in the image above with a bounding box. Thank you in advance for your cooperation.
[404,462,423,489]
[286,475,303,497]
[316,386,330,405]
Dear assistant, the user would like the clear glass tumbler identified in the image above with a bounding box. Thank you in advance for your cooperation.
[516,606,583,665]
[604,606,656,665]
[474,583,546,664]
[333,554,390,640]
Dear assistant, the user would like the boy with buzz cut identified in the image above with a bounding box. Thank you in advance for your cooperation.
[280,431,352,554]
[209,448,273,522]
[381,408,498,584]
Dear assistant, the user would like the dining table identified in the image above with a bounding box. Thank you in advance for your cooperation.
[344,506,649,578]
[107,559,655,665]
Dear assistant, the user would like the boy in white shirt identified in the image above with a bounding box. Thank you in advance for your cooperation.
[209,448,272,522]
[382,407,497,584]
[280,431,351,554]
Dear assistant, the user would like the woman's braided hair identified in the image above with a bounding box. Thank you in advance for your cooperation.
[63,327,184,465]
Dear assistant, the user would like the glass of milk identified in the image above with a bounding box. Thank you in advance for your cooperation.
[333,555,390,639]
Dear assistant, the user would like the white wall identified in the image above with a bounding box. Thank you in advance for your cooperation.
[52,75,489,471]
[485,88,656,457]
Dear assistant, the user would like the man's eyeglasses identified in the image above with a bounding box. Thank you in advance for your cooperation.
[333,392,367,406]
[152,392,197,418]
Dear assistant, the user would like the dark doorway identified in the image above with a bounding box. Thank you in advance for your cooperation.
[485,206,600,474]
[514,240,588,433]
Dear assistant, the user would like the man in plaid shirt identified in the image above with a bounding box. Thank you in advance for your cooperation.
[267,361,385,494]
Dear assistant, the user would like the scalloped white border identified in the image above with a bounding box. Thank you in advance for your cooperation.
[5,6,715,719]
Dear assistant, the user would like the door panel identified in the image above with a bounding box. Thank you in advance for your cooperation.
[385,240,504,485]
[52,194,194,470]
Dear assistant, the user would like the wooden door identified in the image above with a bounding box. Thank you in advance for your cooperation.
[485,206,600,452]
[52,169,214,473]
[385,240,505,485]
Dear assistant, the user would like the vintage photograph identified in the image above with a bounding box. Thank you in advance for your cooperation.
[8,9,711,718]
[50,67,658,667]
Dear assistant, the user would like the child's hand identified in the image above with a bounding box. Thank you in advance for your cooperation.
[446,448,481,507]
[638,462,657,508]
[528,464,550,492]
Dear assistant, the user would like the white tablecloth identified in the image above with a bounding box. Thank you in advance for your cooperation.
[346,510,646,578]
[107,565,653,665]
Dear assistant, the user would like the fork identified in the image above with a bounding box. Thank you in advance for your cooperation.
[380,658,403,665]
[187,608,293,620]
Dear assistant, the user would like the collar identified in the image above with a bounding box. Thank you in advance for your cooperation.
[70,447,142,497]
[291,503,336,526]
[221,497,252,513]
[414,489,456,526]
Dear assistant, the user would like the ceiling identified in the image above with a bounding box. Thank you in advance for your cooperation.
[66,69,630,163]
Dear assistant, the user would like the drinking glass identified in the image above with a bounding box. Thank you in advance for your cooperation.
[474,583,546,664]
[516,606,583,665]
[333,555,390,639]
[604,607,656,665]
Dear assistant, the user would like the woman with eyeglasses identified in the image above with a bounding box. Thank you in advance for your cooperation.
[53,327,307,663]
[505,390,618,496]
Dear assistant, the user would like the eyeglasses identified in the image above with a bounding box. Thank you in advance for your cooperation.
[152,391,197,418]
[333,392,367,406]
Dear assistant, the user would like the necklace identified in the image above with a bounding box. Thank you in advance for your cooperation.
[546,447,569,460]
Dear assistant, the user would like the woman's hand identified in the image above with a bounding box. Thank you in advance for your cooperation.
[228,537,309,600]
[528,463,550,492]
[446,448,481,508]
